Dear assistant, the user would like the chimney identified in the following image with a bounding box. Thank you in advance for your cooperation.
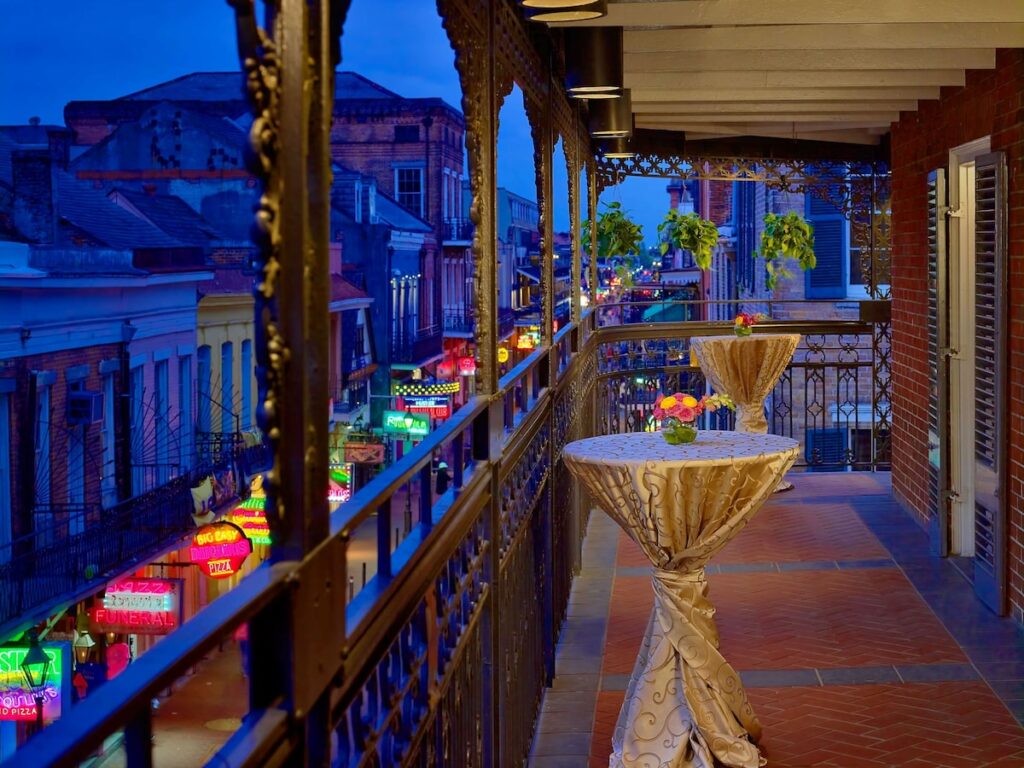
[45,127,70,170]
[667,178,685,210]
[329,243,342,275]
[12,148,56,244]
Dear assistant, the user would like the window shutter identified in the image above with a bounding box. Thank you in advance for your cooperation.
[926,168,950,556]
[805,427,845,472]
[804,191,846,299]
[973,151,1008,614]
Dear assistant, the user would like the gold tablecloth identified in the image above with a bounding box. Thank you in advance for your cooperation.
[691,334,800,434]
[564,430,800,768]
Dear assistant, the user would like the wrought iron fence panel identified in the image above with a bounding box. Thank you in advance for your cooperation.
[595,323,888,472]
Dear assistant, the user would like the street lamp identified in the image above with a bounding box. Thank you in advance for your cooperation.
[20,631,52,732]
[74,613,96,665]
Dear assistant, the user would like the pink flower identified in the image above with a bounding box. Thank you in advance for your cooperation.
[653,393,666,421]
[676,405,696,422]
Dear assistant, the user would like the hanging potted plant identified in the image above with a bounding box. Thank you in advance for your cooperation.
[583,201,644,288]
[756,211,816,290]
[658,210,720,270]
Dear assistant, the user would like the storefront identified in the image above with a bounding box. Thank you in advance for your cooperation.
[0,642,71,759]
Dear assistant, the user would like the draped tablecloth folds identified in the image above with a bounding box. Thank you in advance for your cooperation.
[690,334,800,434]
[563,431,800,768]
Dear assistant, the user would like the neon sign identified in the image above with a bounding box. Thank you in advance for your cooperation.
[229,496,271,546]
[90,578,183,635]
[0,645,64,722]
[190,522,252,579]
[329,465,353,503]
[392,381,460,396]
[382,410,430,437]
[457,356,477,376]
[403,395,449,410]
[497,347,510,364]
[517,329,541,350]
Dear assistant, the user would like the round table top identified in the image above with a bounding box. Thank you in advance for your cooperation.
[691,332,801,348]
[563,429,800,470]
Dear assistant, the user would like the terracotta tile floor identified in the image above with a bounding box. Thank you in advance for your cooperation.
[531,473,1024,768]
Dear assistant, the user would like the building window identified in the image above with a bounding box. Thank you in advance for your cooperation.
[442,170,449,220]
[394,124,419,143]
[66,379,85,534]
[197,345,212,432]
[395,167,424,216]
[178,356,192,470]
[221,342,235,433]
[101,373,116,507]
[0,392,10,562]
[129,366,144,495]
[155,360,169,484]
[34,382,51,509]
[241,340,252,431]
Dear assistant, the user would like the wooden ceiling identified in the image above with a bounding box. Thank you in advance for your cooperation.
[553,0,1024,145]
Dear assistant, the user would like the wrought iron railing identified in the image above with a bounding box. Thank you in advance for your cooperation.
[8,304,890,767]
[443,306,476,334]
[443,217,474,242]
[0,434,272,640]
[391,327,444,364]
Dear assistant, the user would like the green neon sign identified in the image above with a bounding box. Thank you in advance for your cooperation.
[382,410,429,437]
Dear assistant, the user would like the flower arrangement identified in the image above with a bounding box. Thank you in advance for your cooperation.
[654,391,735,445]
[734,312,768,337]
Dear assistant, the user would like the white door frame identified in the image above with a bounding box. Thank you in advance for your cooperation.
[947,136,990,556]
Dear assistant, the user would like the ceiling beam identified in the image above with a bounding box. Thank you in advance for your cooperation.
[634,100,917,114]
[657,120,896,135]
[625,24,1024,53]
[685,128,881,145]
[637,112,901,124]
[624,49,996,72]
[554,0,1024,28]
[620,128,884,163]
[630,87,941,103]
[624,70,967,89]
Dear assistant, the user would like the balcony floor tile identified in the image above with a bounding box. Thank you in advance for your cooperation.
[530,472,1024,767]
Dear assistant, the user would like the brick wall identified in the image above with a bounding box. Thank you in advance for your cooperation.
[707,181,733,226]
[330,107,465,233]
[8,344,121,539]
[890,48,1024,620]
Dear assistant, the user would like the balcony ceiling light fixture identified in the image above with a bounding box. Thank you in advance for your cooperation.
[522,0,608,23]
[562,26,622,98]
[588,88,633,138]
[596,136,635,159]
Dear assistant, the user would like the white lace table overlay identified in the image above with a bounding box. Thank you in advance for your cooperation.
[691,334,800,434]
[563,430,800,768]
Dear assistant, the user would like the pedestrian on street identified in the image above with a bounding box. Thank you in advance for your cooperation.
[435,461,450,496]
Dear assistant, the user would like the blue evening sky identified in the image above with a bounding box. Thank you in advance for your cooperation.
[0,0,667,242]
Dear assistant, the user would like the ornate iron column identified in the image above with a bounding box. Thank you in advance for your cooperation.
[229,0,343,761]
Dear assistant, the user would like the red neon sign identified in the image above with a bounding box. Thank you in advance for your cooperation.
[90,578,182,635]
[457,356,477,376]
[190,522,252,579]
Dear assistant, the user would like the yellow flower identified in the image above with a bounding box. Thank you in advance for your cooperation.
[660,395,678,410]
[681,395,698,408]
[734,315,745,325]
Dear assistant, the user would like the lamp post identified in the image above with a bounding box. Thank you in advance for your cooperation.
[74,612,96,665]
[20,631,52,733]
